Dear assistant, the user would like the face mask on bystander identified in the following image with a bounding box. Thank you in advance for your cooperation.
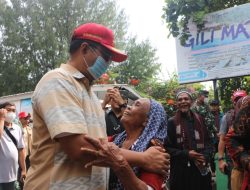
[5,112,16,123]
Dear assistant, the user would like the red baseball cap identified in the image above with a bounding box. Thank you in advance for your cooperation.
[232,90,247,102]
[72,23,127,62]
[18,111,30,119]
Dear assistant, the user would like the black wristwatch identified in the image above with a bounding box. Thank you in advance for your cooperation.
[119,103,127,109]
[218,157,224,161]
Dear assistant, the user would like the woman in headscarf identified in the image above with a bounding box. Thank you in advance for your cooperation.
[165,89,213,190]
[225,95,250,190]
[109,98,168,190]
[81,98,169,190]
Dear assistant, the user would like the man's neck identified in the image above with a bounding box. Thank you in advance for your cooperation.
[181,110,192,119]
[22,124,28,128]
[122,127,143,149]
[67,60,94,83]
[197,99,204,105]
[112,108,123,118]
[5,122,12,128]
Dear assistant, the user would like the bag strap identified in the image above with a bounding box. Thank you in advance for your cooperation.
[4,126,18,148]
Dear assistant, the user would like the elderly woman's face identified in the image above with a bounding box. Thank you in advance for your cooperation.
[121,98,150,127]
[176,93,192,113]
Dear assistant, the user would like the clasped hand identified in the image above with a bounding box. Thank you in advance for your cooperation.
[188,150,205,164]
[80,136,170,176]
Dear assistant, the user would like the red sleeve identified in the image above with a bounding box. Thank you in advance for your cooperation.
[140,171,164,190]
[225,128,243,162]
[108,135,115,142]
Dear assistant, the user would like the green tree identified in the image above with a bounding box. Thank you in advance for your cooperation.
[162,0,250,109]
[0,0,127,96]
[219,76,250,111]
[110,36,161,85]
[132,74,179,117]
[162,0,250,44]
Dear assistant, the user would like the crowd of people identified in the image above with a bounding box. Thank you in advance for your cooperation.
[0,22,249,190]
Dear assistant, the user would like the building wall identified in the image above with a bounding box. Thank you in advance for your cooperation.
[0,84,140,117]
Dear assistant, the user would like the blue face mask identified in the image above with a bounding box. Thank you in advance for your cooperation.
[87,56,109,79]
[82,45,110,80]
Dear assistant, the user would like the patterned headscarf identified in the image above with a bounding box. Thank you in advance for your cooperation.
[111,99,168,189]
[233,95,250,137]
[114,99,167,151]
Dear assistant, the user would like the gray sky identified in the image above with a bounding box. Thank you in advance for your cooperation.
[117,0,212,88]
[117,0,177,80]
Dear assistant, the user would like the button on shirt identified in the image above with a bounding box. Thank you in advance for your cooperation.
[0,123,25,183]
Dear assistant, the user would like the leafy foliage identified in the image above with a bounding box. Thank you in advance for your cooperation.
[134,73,206,117]
[0,0,127,96]
[162,0,250,43]
[162,0,250,110]
[110,37,161,85]
[219,76,250,111]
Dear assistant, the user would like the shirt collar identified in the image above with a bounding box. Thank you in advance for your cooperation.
[5,123,15,130]
[60,63,85,79]
[60,63,91,90]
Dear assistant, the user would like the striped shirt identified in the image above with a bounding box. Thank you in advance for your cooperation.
[24,64,107,190]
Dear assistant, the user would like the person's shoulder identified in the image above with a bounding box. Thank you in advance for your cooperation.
[225,109,234,115]
[204,103,210,109]
[200,103,209,111]
[34,68,62,89]
[193,111,203,120]
[221,114,227,120]
[167,116,176,126]
[33,66,73,97]
[12,123,20,128]
[191,101,198,108]
[42,68,61,78]
[41,64,76,81]
[224,109,235,121]
[191,102,200,112]
[12,123,22,133]
[105,108,113,116]
[168,116,175,122]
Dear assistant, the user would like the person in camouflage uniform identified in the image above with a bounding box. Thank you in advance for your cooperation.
[192,90,217,183]
[192,90,217,141]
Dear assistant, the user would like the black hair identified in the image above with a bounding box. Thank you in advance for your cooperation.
[0,102,15,109]
[209,99,220,105]
[198,90,209,96]
[69,39,101,54]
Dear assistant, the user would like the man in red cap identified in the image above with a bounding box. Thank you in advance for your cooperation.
[18,113,32,162]
[24,23,168,190]
[18,112,32,190]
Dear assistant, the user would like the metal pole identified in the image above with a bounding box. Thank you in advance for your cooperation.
[213,79,219,100]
